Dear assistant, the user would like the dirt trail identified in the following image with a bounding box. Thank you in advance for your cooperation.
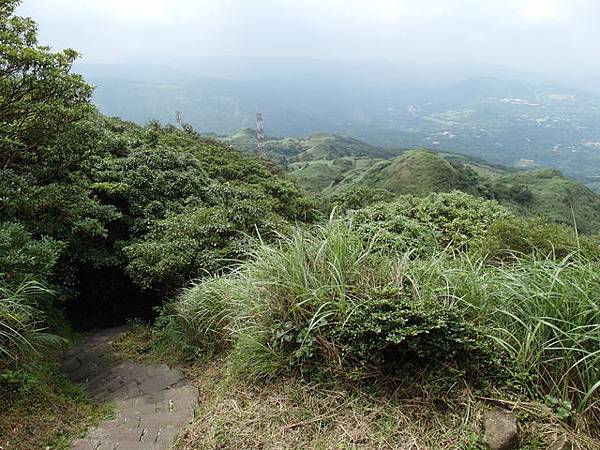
[60,327,197,450]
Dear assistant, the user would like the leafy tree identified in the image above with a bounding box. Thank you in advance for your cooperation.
[88,145,215,234]
[0,222,63,285]
[0,0,93,169]
[125,197,285,292]
[146,125,321,222]
[0,4,320,329]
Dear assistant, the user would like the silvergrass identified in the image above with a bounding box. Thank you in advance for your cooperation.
[171,221,599,419]
[453,254,600,415]
[0,280,59,366]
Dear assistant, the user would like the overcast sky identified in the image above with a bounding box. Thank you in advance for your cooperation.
[16,0,600,78]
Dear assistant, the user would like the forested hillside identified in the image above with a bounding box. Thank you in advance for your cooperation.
[1,3,599,449]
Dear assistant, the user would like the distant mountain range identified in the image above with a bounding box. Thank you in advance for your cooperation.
[78,59,600,180]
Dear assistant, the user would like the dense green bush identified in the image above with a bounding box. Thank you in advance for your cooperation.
[2,112,319,324]
[111,132,321,293]
[88,146,215,233]
[476,216,600,261]
[0,222,64,285]
[150,129,321,223]
[348,205,436,255]
[331,186,396,211]
[348,191,511,253]
[338,286,490,372]
[125,197,285,292]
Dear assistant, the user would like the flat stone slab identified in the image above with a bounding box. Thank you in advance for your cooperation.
[60,327,198,450]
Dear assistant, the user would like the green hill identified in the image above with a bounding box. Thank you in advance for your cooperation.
[223,129,405,162]
[348,150,476,196]
[286,149,480,195]
[256,133,600,233]
[288,157,380,192]
[492,169,600,234]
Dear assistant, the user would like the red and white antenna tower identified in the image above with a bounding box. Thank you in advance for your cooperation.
[256,111,266,158]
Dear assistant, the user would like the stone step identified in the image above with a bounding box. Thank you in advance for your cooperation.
[60,327,198,450]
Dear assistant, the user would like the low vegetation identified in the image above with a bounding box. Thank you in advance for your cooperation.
[144,193,599,447]
[118,327,593,450]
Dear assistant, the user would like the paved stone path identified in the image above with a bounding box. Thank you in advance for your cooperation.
[60,327,198,450]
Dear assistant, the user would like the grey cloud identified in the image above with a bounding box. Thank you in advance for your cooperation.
[16,0,600,78]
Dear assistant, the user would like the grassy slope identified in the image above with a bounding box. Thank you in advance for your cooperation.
[288,149,481,196]
[288,157,380,193]
[496,169,600,234]
[350,150,472,196]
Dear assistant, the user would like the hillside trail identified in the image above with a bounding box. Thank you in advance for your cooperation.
[60,327,198,450]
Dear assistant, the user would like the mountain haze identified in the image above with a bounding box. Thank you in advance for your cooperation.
[80,60,600,181]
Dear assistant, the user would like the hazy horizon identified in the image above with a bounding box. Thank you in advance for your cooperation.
[17,0,600,80]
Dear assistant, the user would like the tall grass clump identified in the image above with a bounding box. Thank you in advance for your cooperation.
[174,275,249,351]
[0,281,61,368]
[171,221,497,381]
[453,255,600,417]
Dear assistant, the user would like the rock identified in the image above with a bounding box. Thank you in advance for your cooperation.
[548,435,572,450]
[484,408,518,450]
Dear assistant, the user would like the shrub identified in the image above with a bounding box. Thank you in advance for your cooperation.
[348,191,511,253]
[338,286,491,373]
[88,146,215,233]
[124,193,287,292]
[476,216,600,261]
[0,222,64,285]
[348,205,436,255]
[331,186,396,211]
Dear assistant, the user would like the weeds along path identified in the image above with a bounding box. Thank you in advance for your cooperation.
[60,327,198,450]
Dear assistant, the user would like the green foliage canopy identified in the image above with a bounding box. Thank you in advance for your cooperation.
[348,191,512,252]
[0,0,93,168]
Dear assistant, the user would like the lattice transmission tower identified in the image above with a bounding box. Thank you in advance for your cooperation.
[175,111,194,133]
[256,112,266,158]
